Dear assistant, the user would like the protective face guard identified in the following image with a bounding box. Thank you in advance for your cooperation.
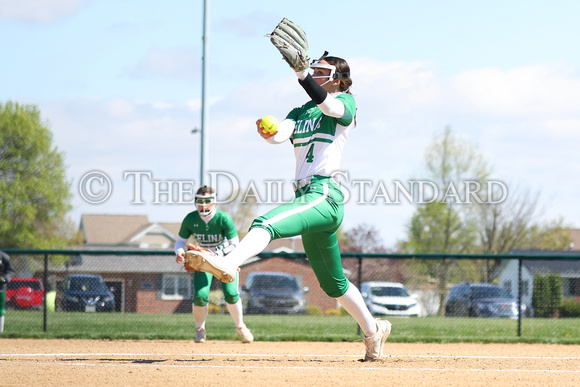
[310,51,350,82]
[195,193,216,215]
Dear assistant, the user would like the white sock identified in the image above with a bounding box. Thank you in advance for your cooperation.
[226,227,271,269]
[0,315,4,332]
[337,283,377,337]
[226,299,245,328]
[193,304,208,330]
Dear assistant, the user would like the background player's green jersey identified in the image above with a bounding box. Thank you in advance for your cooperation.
[178,210,238,252]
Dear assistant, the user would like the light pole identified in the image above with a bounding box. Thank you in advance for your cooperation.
[199,0,209,186]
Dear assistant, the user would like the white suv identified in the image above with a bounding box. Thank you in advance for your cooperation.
[360,281,422,317]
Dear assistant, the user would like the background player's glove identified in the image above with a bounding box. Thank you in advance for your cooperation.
[269,18,309,72]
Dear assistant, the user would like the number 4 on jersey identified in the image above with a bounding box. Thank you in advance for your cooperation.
[305,144,314,163]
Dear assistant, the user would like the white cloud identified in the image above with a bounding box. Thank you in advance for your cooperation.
[452,63,580,116]
[0,0,84,23]
[544,119,580,135]
[33,56,580,247]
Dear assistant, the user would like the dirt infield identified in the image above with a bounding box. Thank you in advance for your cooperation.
[1,339,579,386]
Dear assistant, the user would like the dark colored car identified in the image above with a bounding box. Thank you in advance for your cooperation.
[445,282,527,318]
[6,278,44,310]
[60,274,115,312]
[240,272,307,315]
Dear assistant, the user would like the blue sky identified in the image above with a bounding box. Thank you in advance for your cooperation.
[2,0,579,248]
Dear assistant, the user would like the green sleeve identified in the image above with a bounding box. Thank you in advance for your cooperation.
[178,212,195,239]
[335,93,356,126]
[221,212,238,240]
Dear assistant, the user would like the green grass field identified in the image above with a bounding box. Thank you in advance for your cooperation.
[2,310,579,344]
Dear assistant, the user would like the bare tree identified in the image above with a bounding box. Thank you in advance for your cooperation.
[340,223,388,253]
[475,184,571,280]
[218,190,258,238]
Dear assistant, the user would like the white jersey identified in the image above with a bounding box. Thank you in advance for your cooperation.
[287,92,356,181]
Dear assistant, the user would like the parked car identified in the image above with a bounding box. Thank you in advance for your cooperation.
[6,277,44,310]
[360,281,422,317]
[240,272,307,315]
[445,282,527,318]
[60,274,115,312]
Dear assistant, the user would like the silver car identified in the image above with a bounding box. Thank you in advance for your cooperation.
[361,281,422,317]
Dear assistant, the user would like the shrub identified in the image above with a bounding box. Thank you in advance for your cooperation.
[324,308,342,317]
[208,290,224,306]
[208,304,222,314]
[340,306,349,316]
[560,299,580,318]
[532,273,562,318]
[306,305,322,316]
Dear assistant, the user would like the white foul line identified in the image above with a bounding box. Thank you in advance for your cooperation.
[2,353,580,360]
[1,360,579,374]
[1,352,579,373]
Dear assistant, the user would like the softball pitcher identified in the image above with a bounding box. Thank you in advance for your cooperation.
[174,185,253,343]
[187,40,392,360]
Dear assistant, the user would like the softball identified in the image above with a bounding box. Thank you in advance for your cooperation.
[260,115,278,134]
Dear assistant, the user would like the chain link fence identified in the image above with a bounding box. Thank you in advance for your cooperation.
[2,249,580,342]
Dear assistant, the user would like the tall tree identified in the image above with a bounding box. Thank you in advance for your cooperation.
[0,102,73,248]
[399,126,572,313]
[400,127,492,314]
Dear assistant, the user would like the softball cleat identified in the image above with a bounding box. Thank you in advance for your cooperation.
[195,327,206,343]
[363,318,392,361]
[236,326,254,343]
[184,250,236,283]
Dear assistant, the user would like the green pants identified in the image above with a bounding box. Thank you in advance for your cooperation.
[0,291,6,317]
[192,271,240,307]
[251,175,348,298]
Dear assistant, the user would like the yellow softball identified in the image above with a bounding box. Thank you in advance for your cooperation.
[260,115,278,134]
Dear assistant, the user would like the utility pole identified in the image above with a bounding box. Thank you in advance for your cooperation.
[200,0,209,185]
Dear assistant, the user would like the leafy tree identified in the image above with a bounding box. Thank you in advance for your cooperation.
[398,126,572,313]
[404,202,476,254]
[0,101,73,248]
[404,126,491,253]
[399,127,490,314]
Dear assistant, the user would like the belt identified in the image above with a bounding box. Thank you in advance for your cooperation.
[293,175,339,191]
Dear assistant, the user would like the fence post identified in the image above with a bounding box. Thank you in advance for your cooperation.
[517,258,522,337]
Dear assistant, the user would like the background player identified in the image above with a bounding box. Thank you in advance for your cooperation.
[0,250,15,333]
[187,53,391,361]
[174,186,253,343]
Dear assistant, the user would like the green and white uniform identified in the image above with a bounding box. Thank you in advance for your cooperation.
[178,210,240,306]
[252,92,356,298]
[1,251,15,332]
